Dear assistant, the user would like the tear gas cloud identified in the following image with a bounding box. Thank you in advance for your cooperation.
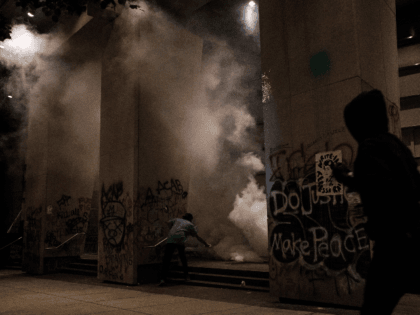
[182,39,268,261]
[0,24,49,178]
[1,1,268,260]
[115,1,267,261]
[182,4,267,261]
[1,24,48,67]
[0,20,100,201]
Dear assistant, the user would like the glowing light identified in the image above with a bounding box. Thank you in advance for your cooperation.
[240,1,259,37]
[233,254,244,262]
[408,35,414,39]
[1,25,46,66]
[8,95,12,98]
[27,12,34,17]
[415,63,420,66]
[8,26,36,50]
[0,45,4,49]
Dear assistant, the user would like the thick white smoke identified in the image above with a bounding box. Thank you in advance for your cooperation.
[229,175,268,257]
[184,38,267,262]
[0,24,51,178]
[0,24,49,68]
[1,2,268,261]
[0,19,101,205]
[168,4,267,262]
[95,2,268,262]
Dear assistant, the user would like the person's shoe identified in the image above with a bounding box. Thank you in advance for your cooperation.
[158,280,166,286]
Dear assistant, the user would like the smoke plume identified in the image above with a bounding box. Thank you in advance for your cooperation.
[1,1,268,261]
[0,18,101,206]
[182,9,267,261]
[113,1,267,262]
[0,24,50,177]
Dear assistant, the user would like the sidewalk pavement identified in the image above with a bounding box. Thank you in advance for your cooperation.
[1,269,419,315]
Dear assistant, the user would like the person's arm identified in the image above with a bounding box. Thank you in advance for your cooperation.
[189,228,211,247]
[196,234,211,248]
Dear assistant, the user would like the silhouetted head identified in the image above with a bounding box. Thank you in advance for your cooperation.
[344,89,389,143]
[182,213,193,222]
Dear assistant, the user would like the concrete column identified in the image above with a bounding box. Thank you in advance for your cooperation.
[260,0,398,306]
[23,16,112,274]
[99,6,202,285]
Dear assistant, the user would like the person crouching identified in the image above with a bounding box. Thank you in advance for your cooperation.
[159,213,211,286]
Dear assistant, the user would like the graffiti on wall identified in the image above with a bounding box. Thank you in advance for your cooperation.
[100,182,126,249]
[137,179,188,246]
[98,179,189,281]
[44,195,91,262]
[315,150,343,195]
[134,179,188,264]
[45,196,90,245]
[269,141,354,182]
[25,206,42,249]
[22,206,43,272]
[84,189,100,254]
[268,141,370,301]
[99,181,134,282]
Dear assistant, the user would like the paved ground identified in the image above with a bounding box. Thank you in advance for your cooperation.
[1,269,420,314]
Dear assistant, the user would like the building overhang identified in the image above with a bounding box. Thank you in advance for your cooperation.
[155,0,213,16]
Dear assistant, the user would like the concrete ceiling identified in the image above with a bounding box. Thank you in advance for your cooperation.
[0,0,417,37]
[155,0,214,16]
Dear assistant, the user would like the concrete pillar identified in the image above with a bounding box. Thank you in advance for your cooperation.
[98,6,202,285]
[260,0,399,306]
[22,16,112,274]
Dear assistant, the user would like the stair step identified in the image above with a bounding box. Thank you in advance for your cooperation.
[61,258,270,293]
[166,278,269,292]
[168,270,269,288]
[172,266,268,279]
[60,267,96,277]
[1,265,22,270]
[72,259,98,265]
[66,262,97,271]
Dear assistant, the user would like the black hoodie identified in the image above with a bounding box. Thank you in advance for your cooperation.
[344,90,420,241]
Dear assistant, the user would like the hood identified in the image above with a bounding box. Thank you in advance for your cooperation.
[344,89,389,143]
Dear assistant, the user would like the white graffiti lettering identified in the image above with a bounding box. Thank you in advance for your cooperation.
[271,226,365,264]
[270,180,350,218]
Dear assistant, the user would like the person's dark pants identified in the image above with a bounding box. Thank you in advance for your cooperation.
[161,243,188,281]
[361,236,420,314]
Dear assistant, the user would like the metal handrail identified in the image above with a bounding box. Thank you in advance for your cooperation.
[7,210,22,234]
[0,236,23,251]
[144,237,168,248]
[45,232,86,250]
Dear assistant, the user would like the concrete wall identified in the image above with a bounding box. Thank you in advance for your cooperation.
[260,0,398,306]
[98,5,203,284]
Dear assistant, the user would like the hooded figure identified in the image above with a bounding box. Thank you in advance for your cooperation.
[340,89,420,240]
[333,89,420,314]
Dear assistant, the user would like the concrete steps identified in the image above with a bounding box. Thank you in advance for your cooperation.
[60,256,269,292]
[0,234,23,270]
[167,265,269,292]
[60,257,97,277]
[0,260,22,270]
